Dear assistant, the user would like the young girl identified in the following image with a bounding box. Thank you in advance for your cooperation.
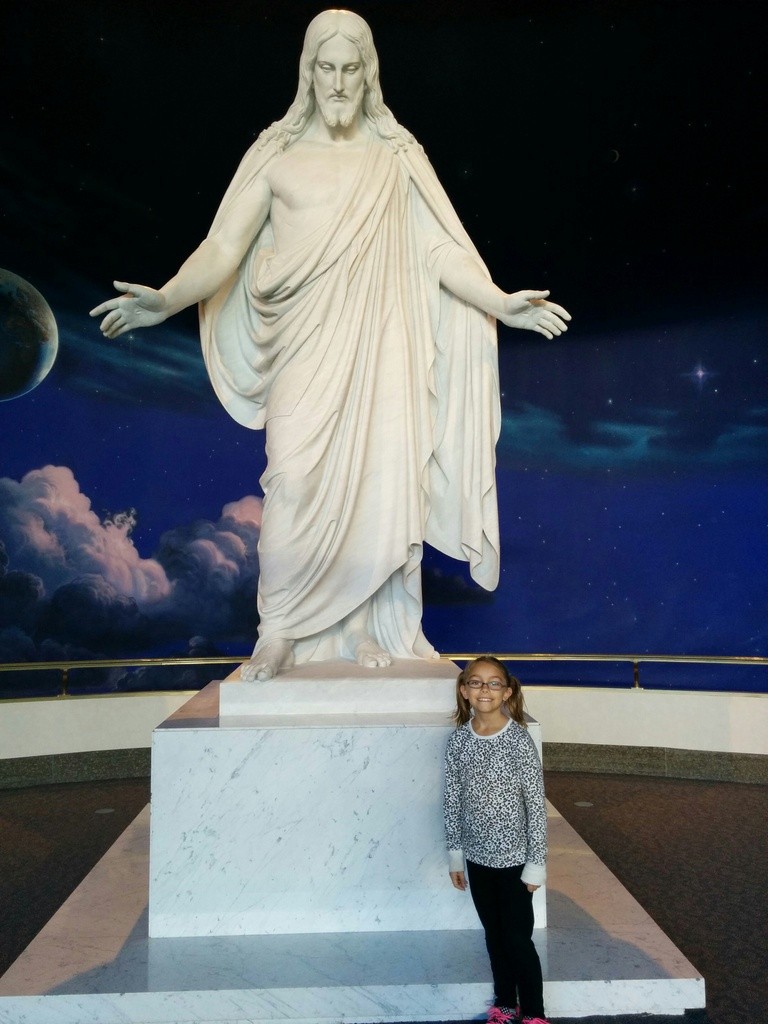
[443,656,549,1024]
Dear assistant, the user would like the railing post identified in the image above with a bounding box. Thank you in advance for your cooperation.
[61,668,69,697]
[632,660,641,689]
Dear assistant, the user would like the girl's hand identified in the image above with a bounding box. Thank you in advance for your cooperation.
[449,870,467,891]
[526,883,540,892]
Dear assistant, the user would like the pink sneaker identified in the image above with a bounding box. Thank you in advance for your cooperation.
[487,1007,519,1024]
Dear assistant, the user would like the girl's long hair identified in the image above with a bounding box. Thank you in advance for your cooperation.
[453,656,527,727]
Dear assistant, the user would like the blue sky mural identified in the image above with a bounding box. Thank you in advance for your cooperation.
[1,0,766,694]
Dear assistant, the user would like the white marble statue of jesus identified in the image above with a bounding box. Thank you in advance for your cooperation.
[90,9,570,680]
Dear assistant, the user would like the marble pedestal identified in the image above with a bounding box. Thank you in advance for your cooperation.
[149,661,545,937]
[0,662,704,1021]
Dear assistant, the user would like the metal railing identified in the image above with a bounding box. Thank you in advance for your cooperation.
[0,652,765,698]
[453,652,768,690]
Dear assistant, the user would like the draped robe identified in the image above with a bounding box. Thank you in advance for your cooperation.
[200,133,500,664]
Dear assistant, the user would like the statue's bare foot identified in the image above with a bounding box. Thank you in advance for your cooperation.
[353,636,392,669]
[240,638,295,681]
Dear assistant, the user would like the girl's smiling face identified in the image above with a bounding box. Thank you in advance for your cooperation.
[460,659,513,715]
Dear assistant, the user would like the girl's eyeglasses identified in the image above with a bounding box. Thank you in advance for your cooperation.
[465,679,507,691]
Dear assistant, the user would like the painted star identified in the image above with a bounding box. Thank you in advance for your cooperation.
[682,363,717,392]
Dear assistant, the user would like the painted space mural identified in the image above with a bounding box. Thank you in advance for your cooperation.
[1,1,766,695]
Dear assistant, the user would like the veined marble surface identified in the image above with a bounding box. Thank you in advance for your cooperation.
[0,804,704,1023]
[149,682,543,936]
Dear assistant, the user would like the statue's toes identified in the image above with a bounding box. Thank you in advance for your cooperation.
[240,657,275,681]
[355,640,392,668]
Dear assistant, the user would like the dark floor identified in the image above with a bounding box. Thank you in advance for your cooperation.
[0,772,766,1024]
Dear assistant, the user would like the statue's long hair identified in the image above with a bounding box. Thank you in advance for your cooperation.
[453,656,527,728]
[255,9,415,152]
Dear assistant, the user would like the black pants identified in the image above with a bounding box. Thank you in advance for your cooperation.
[466,860,545,1018]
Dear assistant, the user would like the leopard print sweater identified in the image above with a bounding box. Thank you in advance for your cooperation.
[443,718,547,886]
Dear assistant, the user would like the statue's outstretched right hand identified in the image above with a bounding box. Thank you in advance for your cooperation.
[89,281,168,339]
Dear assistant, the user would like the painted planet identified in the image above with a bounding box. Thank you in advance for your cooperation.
[0,268,59,401]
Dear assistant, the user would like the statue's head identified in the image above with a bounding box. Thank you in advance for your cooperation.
[297,9,382,124]
[258,9,413,152]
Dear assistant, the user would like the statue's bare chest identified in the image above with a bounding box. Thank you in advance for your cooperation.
[268,142,368,217]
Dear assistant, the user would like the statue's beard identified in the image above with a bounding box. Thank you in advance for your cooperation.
[316,93,359,129]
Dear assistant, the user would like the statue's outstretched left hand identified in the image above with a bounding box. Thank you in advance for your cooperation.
[499,289,571,339]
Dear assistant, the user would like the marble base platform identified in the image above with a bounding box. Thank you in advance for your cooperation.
[149,678,544,937]
[220,656,464,715]
[0,802,705,1023]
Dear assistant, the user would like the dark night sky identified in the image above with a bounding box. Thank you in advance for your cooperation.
[1,0,766,689]
[3,0,765,319]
